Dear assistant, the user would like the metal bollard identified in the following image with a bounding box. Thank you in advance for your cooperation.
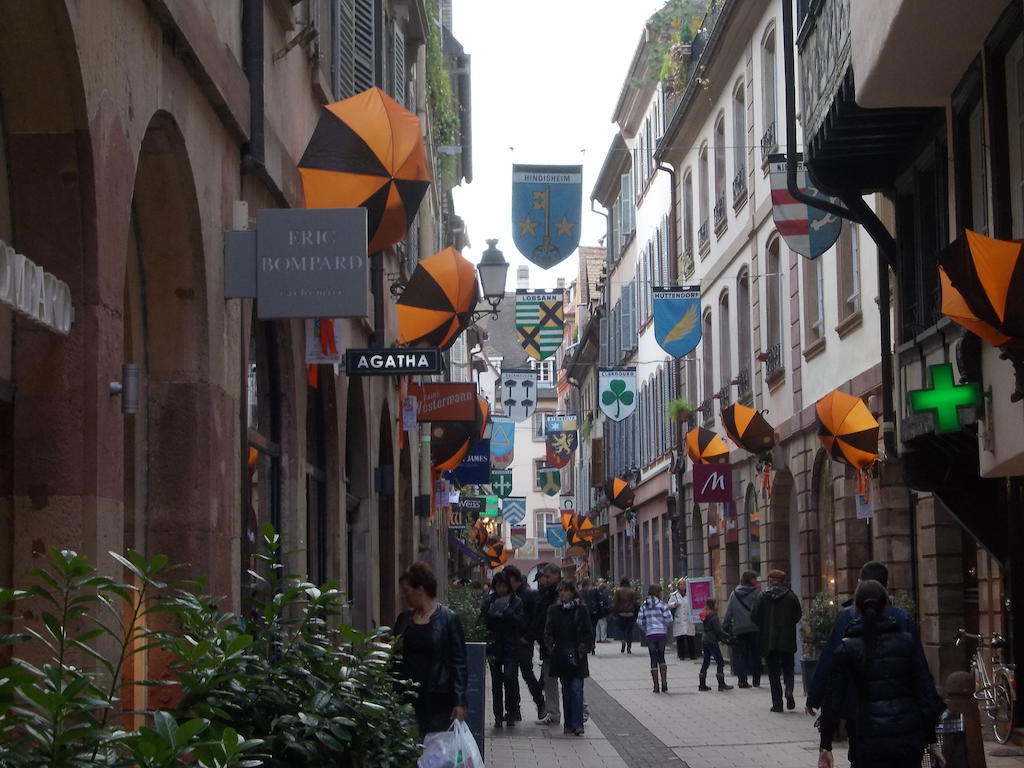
[944,670,986,768]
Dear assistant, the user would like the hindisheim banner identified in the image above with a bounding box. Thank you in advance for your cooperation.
[511,164,582,269]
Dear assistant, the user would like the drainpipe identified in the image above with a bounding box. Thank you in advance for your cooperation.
[241,0,267,179]
[780,0,898,456]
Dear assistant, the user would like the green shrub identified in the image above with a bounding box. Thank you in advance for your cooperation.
[446,584,487,643]
[801,590,841,659]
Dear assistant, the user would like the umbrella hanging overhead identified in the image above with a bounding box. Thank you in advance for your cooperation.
[720,403,777,454]
[432,396,489,471]
[298,87,430,253]
[472,520,489,550]
[815,390,879,470]
[604,477,634,510]
[939,229,1024,340]
[484,540,510,569]
[397,247,479,349]
[568,515,596,546]
[940,266,1016,347]
[685,427,730,465]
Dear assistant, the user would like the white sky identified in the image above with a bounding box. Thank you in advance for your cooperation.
[450,0,666,290]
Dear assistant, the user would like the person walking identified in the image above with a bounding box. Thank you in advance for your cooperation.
[580,578,608,655]
[637,584,674,693]
[543,580,593,736]
[698,598,733,691]
[612,577,638,654]
[480,571,524,728]
[503,565,546,720]
[817,581,945,768]
[667,579,697,660]
[530,563,563,726]
[595,579,612,643]
[750,569,802,713]
[724,570,762,688]
[394,561,467,738]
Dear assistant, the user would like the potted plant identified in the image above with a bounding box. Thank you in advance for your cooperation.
[666,397,693,423]
[800,590,841,694]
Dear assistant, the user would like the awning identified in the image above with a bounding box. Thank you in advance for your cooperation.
[448,532,486,563]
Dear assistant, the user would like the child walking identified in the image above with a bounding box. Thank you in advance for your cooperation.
[698,598,734,692]
[637,584,674,693]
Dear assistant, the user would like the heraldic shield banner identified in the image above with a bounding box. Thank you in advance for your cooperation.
[598,368,637,422]
[499,369,538,422]
[654,285,702,359]
[516,289,564,360]
[489,416,515,469]
[768,153,843,259]
[537,467,561,496]
[512,164,582,269]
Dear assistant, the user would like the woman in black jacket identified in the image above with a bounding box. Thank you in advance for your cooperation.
[818,580,945,768]
[395,561,468,738]
[544,580,593,736]
[480,571,524,728]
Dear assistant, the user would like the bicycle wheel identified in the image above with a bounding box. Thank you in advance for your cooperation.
[991,677,1014,744]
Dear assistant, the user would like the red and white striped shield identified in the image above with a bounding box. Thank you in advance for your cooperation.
[769,153,843,260]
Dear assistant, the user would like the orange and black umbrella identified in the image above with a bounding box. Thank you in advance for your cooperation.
[940,230,1024,342]
[484,540,510,568]
[720,403,776,454]
[398,247,479,349]
[298,87,430,254]
[815,390,878,470]
[940,265,1017,347]
[432,396,489,471]
[472,520,489,549]
[686,427,730,464]
[567,515,596,546]
[604,478,634,510]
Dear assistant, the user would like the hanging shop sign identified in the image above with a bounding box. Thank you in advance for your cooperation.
[408,383,478,422]
[344,347,442,375]
[448,440,491,485]
[653,285,701,359]
[693,462,733,503]
[0,240,74,334]
[224,208,368,319]
[907,363,982,434]
[768,154,843,260]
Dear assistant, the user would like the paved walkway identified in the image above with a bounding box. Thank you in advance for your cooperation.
[483,640,1024,768]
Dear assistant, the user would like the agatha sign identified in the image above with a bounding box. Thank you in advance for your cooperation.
[344,348,442,375]
[224,208,368,319]
[0,240,74,334]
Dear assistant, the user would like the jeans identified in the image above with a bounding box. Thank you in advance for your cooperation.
[541,657,560,720]
[616,613,636,648]
[764,650,795,707]
[488,656,520,721]
[646,638,667,668]
[589,617,599,652]
[700,643,726,680]
[515,643,544,706]
[560,676,585,730]
[675,634,698,659]
[596,617,608,642]
[733,632,761,685]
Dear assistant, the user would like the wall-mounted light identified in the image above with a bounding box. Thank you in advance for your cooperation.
[109,364,140,415]
[471,239,510,321]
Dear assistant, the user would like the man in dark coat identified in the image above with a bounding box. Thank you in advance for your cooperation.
[529,563,563,725]
[750,568,802,713]
[504,565,545,720]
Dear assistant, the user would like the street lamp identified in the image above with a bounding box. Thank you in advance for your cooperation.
[472,239,510,321]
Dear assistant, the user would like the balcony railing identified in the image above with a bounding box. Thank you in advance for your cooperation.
[732,168,747,206]
[698,219,710,253]
[700,396,714,426]
[761,121,777,160]
[736,366,752,401]
[717,384,731,409]
[765,342,784,378]
[713,196,727,233]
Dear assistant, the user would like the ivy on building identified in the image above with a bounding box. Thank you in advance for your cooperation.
[425,0,461,190]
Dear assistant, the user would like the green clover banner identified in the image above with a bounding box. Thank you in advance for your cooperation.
[598,368,637,422]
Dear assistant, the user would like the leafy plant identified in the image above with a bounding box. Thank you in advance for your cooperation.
[602,378,636,419]
[446,584,487,643]
[888,590,919,624]
[580,415,593,442]
[666,397,693,422]
[801,590,841,659]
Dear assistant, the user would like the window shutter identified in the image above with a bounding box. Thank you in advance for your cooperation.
[620,173,632,242]
[337,0,356,98]
[391,20,406,105]
[353,0,376,92]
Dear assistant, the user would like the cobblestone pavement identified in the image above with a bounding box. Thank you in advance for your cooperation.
[483,640,1024,768]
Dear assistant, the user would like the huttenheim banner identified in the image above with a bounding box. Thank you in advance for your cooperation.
[408,383,477,422]
[511,164,582,269]
[653,285,701,359]
[224,208,369,319]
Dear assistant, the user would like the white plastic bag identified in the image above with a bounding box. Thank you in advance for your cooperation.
[416,720,485,768]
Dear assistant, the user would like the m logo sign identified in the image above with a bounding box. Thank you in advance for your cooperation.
[693,462,732,503]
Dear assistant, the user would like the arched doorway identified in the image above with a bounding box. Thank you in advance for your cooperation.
[345,379,370,628]
[745,484,761,577]
[767,467,795,584]
[812,450,837,593]
[398,441,414,568]
[690,504,706,576]
[377,407,397,626]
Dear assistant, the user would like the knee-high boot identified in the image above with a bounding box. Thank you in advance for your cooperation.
[650,669,659,693]
[659,663,668,692]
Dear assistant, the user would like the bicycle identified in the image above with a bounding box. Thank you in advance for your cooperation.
[955,628,1017,743]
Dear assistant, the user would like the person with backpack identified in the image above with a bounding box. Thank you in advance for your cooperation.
[479,571,524,728]
[637,584,674,693]
[724,570,762,688]
[581,578,609,655]
[612,577,638,654]
[698,598,734,692]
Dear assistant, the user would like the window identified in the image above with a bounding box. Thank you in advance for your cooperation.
[733,81,747,200]
[765,237,785,375]
[967,101,990,235]
[745,487,761,575]
[353,0,378,93]
[536,509,556,541]
[714,113,727,230]
[803,255,825,345]
[761,26,777,151]
[306,378,328,585]
[533,459,546,490]
[683,170,695,269]
[530,357,555,383]
[1005,34,1024,238]
[533,411,549,440]
[737,269,752,391]
[620,169,635,246]
[719,292,731,389]
[836,224,861,321]
[702,311,715,404]
[698,143,710,249]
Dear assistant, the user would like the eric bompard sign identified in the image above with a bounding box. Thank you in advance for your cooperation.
[0,240,74,334]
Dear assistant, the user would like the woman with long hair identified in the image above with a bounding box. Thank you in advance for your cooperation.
[817,580,945,768]
[612,577,638,654]
[543,580,594,736]
[637,584,674,693]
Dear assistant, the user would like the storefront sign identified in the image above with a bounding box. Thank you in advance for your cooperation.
[908,363,981,433]
[224,208,368,319]
[686,577,714,625]
[0,240,74,334]
[448,441,491,485]
[693,462,733,503]
[408,383,477,421]
[344,348,442,375]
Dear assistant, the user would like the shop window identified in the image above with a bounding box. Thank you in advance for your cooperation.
[306,377,328,585]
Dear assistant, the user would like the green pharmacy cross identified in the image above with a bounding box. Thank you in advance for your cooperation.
[908,363,981,433]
